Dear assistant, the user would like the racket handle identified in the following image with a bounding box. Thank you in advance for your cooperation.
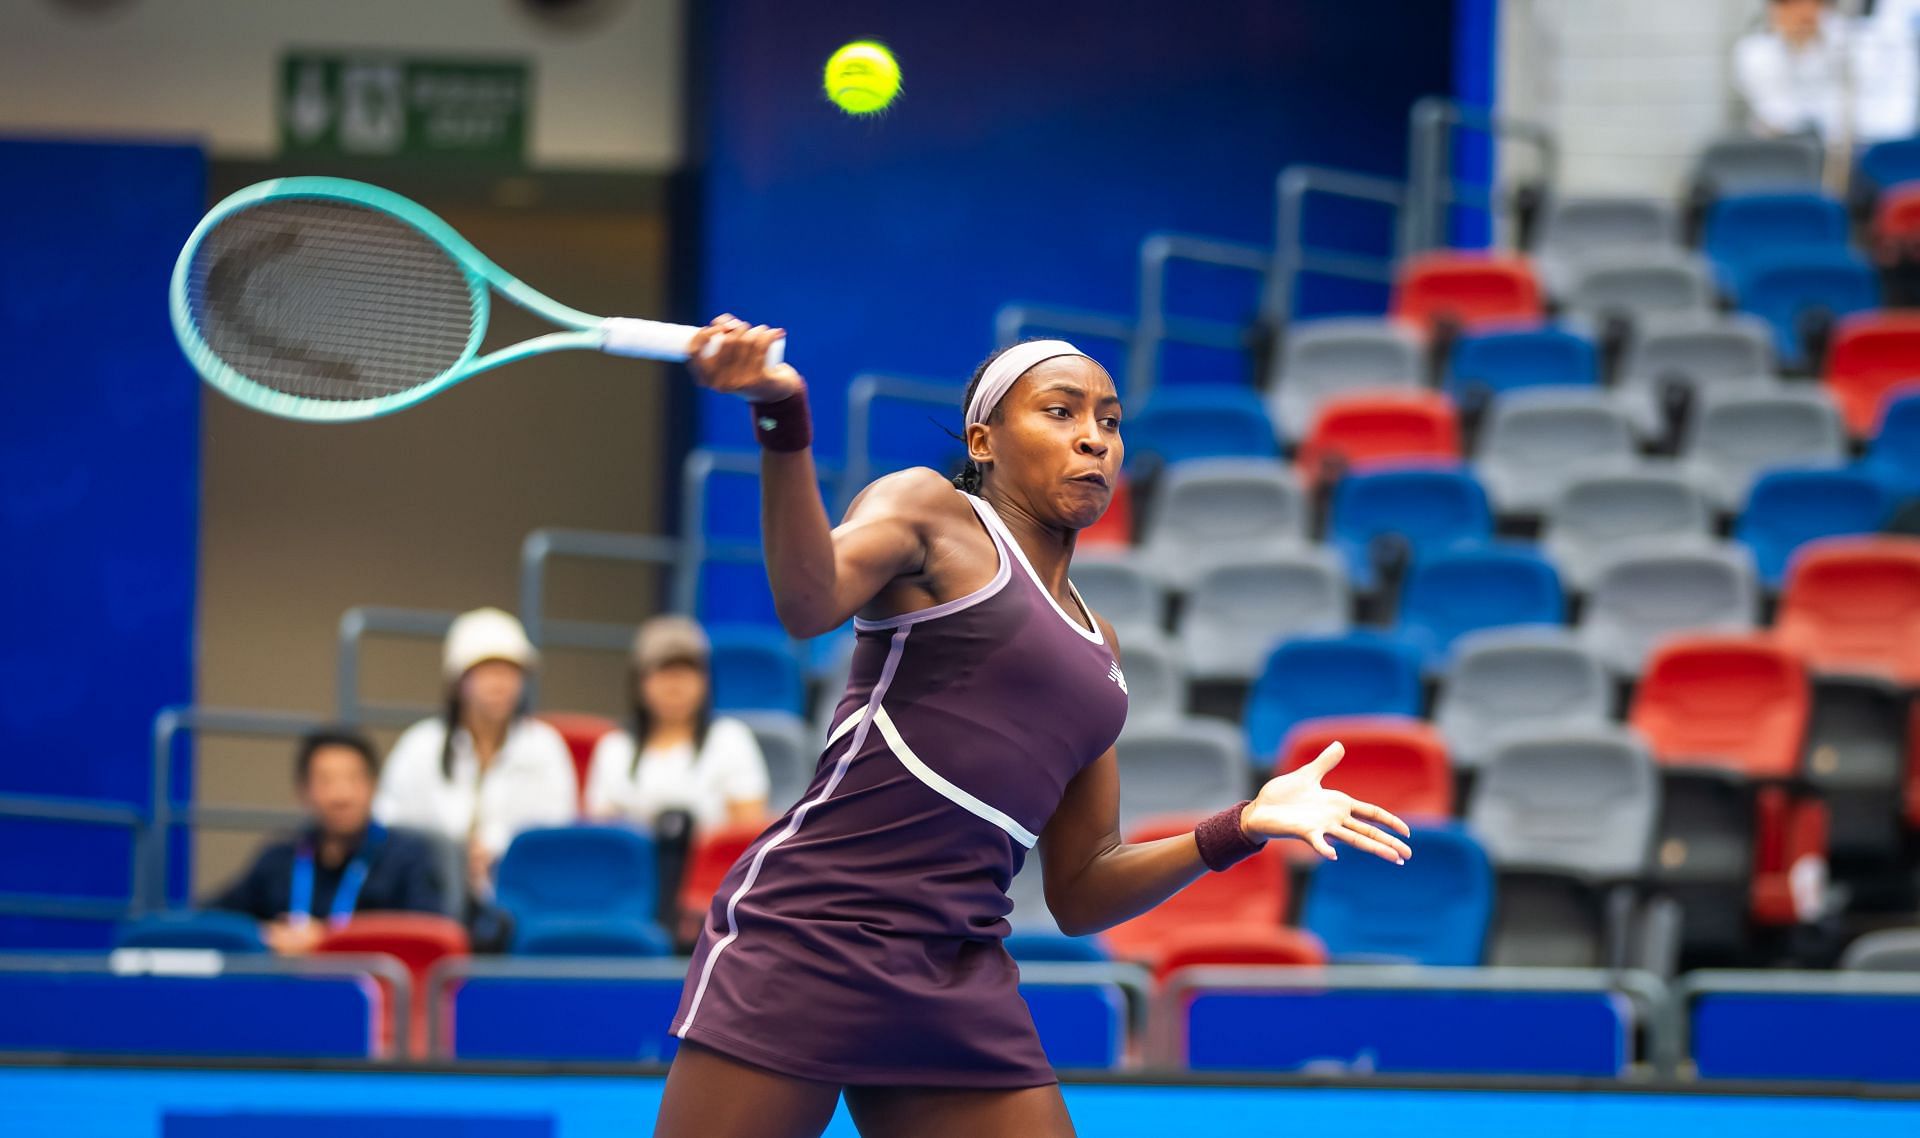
[600,318,786,368]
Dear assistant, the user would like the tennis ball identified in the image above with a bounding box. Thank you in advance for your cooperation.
[824,41,900,116]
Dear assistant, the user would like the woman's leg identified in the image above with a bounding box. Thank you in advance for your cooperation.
[653,1039,844,1138]
[843,1082,1076,1138]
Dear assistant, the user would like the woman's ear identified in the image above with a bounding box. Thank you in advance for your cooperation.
[965,421,993,467]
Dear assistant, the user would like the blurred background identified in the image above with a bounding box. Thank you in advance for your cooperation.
[5,0,1920,1133]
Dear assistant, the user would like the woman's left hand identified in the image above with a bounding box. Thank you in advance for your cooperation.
[1241,741,1413,864]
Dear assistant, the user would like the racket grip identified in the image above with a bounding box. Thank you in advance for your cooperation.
[600,318,786,367]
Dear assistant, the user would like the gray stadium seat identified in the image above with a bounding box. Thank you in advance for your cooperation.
[1268,317,1424,441]
[1617,313,1778,434]
[733,709,816,811]
[1680,387,1848,510]
[1434,628,1613,770]
[1562,249,1717,324]
[1841,928,1920,971]
[1072,552,1167,642]
[1543,467,1716,590]
[1579,539,1759,674]
[1535,195,1678,296]
[1468,728,1659,879]
[1693,134,1824,194]
[1114,629,1184,725]
[1113,716,1248,829]
[1138,458,1307,589]
[1177,548,1351,682]
[1473,388,1637,515]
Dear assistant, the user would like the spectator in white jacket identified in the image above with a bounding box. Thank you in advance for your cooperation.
[373,607,577,899]
[585,615,770,833]
[1735,0,1918,145]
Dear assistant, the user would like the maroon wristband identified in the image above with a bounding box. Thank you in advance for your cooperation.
[1195,800,1266,872]
[750,390,812,452]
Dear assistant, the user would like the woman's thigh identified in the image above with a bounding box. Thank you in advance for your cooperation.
[653,1040,844,1138]
[843,1081,1075,1138]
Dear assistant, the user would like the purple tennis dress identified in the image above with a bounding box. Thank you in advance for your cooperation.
[671,489,1130,1087]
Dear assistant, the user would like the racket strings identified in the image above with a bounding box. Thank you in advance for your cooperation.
[185,199,479,402]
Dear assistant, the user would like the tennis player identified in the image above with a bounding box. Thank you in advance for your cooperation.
[654,316,1413,1138]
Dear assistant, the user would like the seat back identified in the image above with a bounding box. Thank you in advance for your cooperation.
[1544,470,1715,590]
[1295,391,1461,482]
[1475,389,1637,514]
[1140,458,1305,582]
[1178,549,1350,681]
[732,709,815,810]
[1840,928,1920,970]
[1276,716,1454,819]
[1705,192,1850,284]
[1103,815,1289,966]
[1629,635,1811,779]
[678,821,760,922]
[1447,326,1599,399]
[1301,822,1493,966]
[1736,468,1892,587]
[1113,717,1248,829]
[1435,628,1612,769]
[1328,466,1493,589]
[1127,385,1279,467]
[1825,311,1920,435]
[1581,542,1759,673]
[115,910,269,954]
[539,712,618,807]
[1391,253,1543,331]
[495,825,657,924]
[1864,388,1920,497]
[1537,195,1676,260]
[1271,317,1424,438]
[1072,553,1165,638]
[1468,728,1659,878]
[1152,924,1327,983]
[1563,250,1716,321]
[707,624,806,714]
[1694,134,1824,194]
[1114,631,1184,724]
[1775,535,1920,683]
[1735,249,1881,365]
[1244,633,1424,760]
[1682,388,1847,509]
[1396,544,1564,668]
[1486,874,1615,968]
[1619,313,1775,390]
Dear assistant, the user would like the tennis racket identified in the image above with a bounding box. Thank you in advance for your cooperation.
[168,176,782,422]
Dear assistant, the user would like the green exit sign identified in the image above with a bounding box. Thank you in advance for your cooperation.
[280,52,531,163]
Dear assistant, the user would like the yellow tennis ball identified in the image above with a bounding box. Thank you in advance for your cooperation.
[824,41,900,116]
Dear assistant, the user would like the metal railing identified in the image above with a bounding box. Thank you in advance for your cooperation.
[838,373,965,514]
[335,606,460,728]
[517,527,682,705]
[1132,233,1273,402]
[1404,96,1557,255]
[0,794,147,923]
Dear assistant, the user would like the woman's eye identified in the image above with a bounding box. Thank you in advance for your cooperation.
[1046,406,1070,418]
[1101,418,1121,430]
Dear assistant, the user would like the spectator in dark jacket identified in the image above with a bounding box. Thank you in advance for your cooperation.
[208,728,443,954]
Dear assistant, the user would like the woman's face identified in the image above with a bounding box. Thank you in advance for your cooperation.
[461,659,525,727]
[968,356,1122,529]
[640,660,708,726]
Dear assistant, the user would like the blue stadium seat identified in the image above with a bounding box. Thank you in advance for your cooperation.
[1736,468,1893,588]
[1329,466,1494,590]
[1300,823,1494,966]
[513,916,675,957]
[1735,248,1881,366]
[1705,192,1851,287]
[1003,932,1113,963]
[1859,136,1920,194]
[115,910,268,954]
[494,826,661,953]
[1124,385,1278,469]
[1865,388,1920,501]
[1395,545,1565,669]
[1446,326,1598,401]
[707,623,806,713]
[1243,633,1424,761]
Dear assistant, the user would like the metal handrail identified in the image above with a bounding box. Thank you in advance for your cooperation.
[1269,164,1408,328]
[335,606,460,728]
[516,527,682,705]
[995,303,1136,354]
[1405,96,1558,255]
[0,792,147,919]
[1132,232,1272,401]
[838,373,965,513]
[672,447,840,618]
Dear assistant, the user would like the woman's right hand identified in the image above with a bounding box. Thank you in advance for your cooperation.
[688,314,804,404]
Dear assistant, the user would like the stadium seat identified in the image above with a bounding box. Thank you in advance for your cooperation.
[1775,535,1920,684]
[495,826,662,951]
[1151,924,1327,983]
[1734,248,1881,367]
[1395,544,1564,669]
[1113,630,1184,724]
[1802,674,1912,868]
[1579,540,1759,674]
[1300,822,1493,966]
[1103,815,1289,968]
[1704,192,1851,288]
[1469,729,1660,879]
[1871,183,1920,264]
[1618,313,1776,403]
[1858,136,1920,197]
[1825,311,1920,435]
[677,821,759,939]
[1693,134,1824,196]
[1562,249,1717,325]
[538,712,617,808]
[1293,391,1461,485]
[1002,932,1112,963]
[315,912,470,1059]
[1543,469,1716,591]
[1177,548,1350,682]
[1138,458,1306,588]
[1840,927,1920,970]
[1125,385,1279,469]
[1736,468,1892,588]
[1275,716,1454,821]
[732,709,815,810]
[1434,628,1613,771]
[515,916,675,956]
[1113,717,1248,829]
[114,910,268,953]
[1071,553,1166,640]
[1487,874,1632,968]
[1268,317,1425,441]
[1680,388,1848,510]
[1390,252,1543,332]
[1327,466,1493,591]
[1865,387,1920,500]
[1473,388,1636,515]
[1534,195,1678,294]
[707,623,806,714]
[1446,326,1599,401]
[1077,473,1134,549]
[1243,633,1424,761]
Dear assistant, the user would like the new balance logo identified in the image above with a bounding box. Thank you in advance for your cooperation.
[1108,660,1128,694]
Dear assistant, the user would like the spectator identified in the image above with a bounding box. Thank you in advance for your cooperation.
[585,615,771,832]
[208,728,443,954]
[373,607,576,899]
[1734,0,1918,145]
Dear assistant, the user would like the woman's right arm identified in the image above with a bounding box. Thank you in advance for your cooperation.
[689,317,934,638]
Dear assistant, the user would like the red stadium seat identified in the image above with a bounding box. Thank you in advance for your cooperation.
[1152,923,1327,984]
[1274,717,1454,821]
[1775,536,1920,685]
[1293,391,1461,485]
[678,821,761,942]
[1391,253,1543,334]
[539,712,619,808]
[315,912,470,1058]
[1824,311,1920,436]
[1872,184,1920,264]
[1101,815,1288,968]
[1079,473,1133,548]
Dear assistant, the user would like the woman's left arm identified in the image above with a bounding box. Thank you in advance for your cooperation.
[1039,616,1414,937]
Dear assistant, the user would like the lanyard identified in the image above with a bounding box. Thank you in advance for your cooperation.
[288,824,382,929]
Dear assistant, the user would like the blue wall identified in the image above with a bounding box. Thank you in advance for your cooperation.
[694,0,1463,462]
[0,141,204,947]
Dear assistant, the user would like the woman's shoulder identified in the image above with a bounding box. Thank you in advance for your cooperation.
[388,717,447,758]
[511,715,573,756]
[589,727,637,763]
[847,466,972,521]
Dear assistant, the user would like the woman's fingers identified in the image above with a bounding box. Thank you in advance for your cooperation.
[1351,799,1412,839]
[1344,818,1412,862]
[1333,824,1407,865]
[1304,830,1338,861]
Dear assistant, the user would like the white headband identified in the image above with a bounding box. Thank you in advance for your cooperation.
[966,339,1093,427]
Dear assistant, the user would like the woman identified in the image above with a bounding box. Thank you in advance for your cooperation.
[372,606,577,899]
[584,614,771,831]
[656,317,1413,1138]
